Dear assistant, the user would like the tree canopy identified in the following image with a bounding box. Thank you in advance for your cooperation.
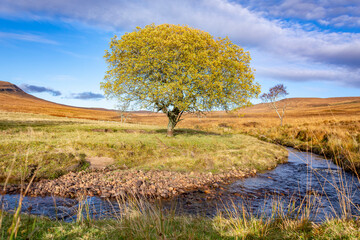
[101,24,260,136]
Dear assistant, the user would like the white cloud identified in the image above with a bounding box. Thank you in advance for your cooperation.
[1,0,359,65]
[0,32,58,44]
[0,0,359,87]
[257,67,360,87]
[330,15,360,27]
[237,0,360,28]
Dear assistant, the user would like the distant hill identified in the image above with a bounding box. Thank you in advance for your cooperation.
[0,81,27,94]
[237,97,360,117]
[0,81,359,121]
[0,81,119,120]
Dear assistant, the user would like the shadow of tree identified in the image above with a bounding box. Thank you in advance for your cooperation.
[155,128,220,136]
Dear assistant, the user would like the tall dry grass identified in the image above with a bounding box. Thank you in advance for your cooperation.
[167,112,360,173]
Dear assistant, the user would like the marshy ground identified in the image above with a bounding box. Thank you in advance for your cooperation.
[1,108,360,239]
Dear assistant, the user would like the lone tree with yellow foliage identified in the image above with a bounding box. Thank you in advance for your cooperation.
[101,24,260,136]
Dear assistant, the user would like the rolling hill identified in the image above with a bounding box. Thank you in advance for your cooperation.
[0,81,359,122]
[0,81,120,120]
[236,97,360,117]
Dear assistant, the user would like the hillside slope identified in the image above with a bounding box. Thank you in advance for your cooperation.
[0,81,119,120]
[0,81,359,122]
[237,97,360,117]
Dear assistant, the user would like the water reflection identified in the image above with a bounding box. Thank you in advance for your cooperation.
[1,149,359,222]
[223,149,360,221]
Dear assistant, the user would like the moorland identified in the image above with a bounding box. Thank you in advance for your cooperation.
[1,80,360,239]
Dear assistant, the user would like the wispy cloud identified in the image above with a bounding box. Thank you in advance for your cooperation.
[257,67,360,87]
[58,50,100,60]
[236,0,360,28]
[1,0,359,69]
[1,0,359,87]
[0,32,58,44]
[20,84,62,96]
[69,92,104,100]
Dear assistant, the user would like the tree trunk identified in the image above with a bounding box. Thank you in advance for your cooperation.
[280,117,283,127]
[166,108,182,137]
[167,119,176,137]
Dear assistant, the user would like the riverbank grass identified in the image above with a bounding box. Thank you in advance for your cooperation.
[1,208,360,239]
[0,111,287,182]
[178,114,360,173]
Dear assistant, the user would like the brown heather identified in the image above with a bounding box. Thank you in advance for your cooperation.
[1,80,359,172]
[1,81,360,239]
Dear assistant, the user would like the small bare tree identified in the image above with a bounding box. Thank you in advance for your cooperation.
[260,84,289,126]
[115,101,131,123]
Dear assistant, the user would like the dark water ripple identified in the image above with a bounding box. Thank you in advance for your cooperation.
[1,148,359,222]
[222,149,360,221]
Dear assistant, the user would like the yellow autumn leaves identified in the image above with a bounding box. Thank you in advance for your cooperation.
[101,24,260,113]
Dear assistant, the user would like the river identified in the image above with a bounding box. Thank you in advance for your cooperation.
[1,148,359,222]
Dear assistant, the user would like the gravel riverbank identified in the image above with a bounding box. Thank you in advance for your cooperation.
[1,168,257,200]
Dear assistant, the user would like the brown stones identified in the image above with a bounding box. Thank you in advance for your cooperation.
[0,168,257,200]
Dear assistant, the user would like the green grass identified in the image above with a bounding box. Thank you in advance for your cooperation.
[1,208,360,239]
[0,111,287,182]
[0,211,223,239]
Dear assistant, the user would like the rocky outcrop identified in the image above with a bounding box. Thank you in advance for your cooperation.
[0,81,25,93]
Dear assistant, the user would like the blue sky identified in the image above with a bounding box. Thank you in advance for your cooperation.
[0,0,359,109]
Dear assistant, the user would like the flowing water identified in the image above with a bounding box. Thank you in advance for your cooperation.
[220,148,360,221]
[1,148,360,222]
